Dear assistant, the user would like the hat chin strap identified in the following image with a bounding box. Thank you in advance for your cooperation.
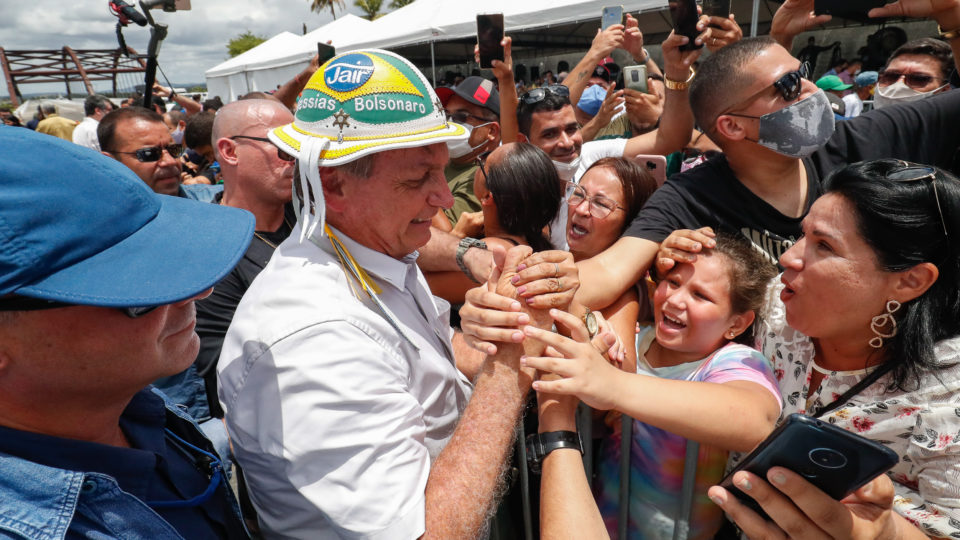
[293,137,331,243]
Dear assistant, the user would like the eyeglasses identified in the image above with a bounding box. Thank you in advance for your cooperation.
[520,85,570,105]
[475,150,492,181]
[109,144,184,163]
[0,296,160,318]
[723,63,810,119]
[565,181,624,219]
[877,70,943,90]
[682,148,722,160]
[229,135,295,162]
[885,163,949,238]
[445,110,493,125]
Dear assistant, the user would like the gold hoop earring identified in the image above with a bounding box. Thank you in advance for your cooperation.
[868,300,901,349]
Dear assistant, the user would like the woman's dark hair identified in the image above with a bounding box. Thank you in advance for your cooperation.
[486,143,562,252]
[582,157,658,232]
[706,233,778,346]
[825,159,960,391]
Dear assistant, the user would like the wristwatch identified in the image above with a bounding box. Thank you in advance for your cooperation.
[456,237,487,284]
[664,67,696,91]
[583,310,599,338]
[525,431,583,474]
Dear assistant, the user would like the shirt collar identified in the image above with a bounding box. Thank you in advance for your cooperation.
[314,224,420,294]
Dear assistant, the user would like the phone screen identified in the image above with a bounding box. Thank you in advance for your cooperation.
[601,6,624,30]
[317,43,336,65]
[477,14,505,69]
[669,0,703,51]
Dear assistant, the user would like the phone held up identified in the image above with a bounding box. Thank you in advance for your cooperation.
[700,0,730,18]
[669,0,703,51]
[601,5,625,30]
[477,13,505,69]
[317,42,336,65]
[720,414,899,520]
[814,0,891,22]
[624,65,648,94]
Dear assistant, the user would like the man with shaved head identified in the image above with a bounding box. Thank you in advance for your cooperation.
[192,98,296,420]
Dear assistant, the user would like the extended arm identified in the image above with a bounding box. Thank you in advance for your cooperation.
[575,235,659,311]
[274,54,321,111]
[564,24,625,107]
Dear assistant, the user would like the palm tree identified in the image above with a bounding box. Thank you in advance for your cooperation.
[310,0,346,19]
[354,0,384,20]
[388,0,414,8]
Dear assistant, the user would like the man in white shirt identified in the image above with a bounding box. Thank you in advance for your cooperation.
[72,95,114,151]
[218,49,570,539]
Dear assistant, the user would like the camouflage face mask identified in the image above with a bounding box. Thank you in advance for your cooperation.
[749,89,835,159]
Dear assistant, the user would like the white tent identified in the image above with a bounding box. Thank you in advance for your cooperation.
[205,15,372,102]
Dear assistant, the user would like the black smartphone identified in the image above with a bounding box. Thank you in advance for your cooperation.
[317,42,336,65]
[669,0,703,51]
[477,13,505,69]
[701,0,731,17]
[601,5,625,30]
[814,0,890,22]
[720,414,899,520]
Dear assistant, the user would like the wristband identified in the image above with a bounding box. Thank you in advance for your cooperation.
[664,67,696,91]
[456,237,487,283]
[525,431,583,474]
[634,47,650,64]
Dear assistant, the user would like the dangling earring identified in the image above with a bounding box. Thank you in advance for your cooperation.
[868,300,901,349]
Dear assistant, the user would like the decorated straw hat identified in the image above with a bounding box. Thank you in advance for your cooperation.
[268,49,467,241]
[269,48,466,166]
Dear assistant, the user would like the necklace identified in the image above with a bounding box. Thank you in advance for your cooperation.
[252,214,294,250]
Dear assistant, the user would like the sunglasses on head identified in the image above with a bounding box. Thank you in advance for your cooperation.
[885,162,949,238]
[520,85,570,105]
[110,144,184,163]
[0,296,160,318]
[877,70,943,90]
[229,135,295,162]
[475,150,493,181]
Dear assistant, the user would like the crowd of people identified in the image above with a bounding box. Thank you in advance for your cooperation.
[2,0,959,538]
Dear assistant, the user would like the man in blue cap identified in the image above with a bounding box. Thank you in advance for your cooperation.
[0,129,254,538]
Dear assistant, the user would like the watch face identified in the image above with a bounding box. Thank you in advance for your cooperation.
[584,311,599,337]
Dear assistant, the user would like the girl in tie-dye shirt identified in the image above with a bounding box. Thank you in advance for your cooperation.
[528,234,782,540]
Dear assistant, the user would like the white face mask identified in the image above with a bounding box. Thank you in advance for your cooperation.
[873,80,947,109]
[552,155,582,181]
[446,122,491,158]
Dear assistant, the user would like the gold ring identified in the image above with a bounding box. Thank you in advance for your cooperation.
[549,278,561,292]
[554,262,561,277]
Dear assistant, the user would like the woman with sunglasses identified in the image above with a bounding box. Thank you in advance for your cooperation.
[685,159,960,538]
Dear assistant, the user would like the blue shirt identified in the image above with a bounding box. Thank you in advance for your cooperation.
[0,388,246,539]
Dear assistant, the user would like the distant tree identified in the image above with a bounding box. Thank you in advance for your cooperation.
[188,86,206,93]
[310,0,346,19]
[355,0,384,20]
[389,0,414,8]
[227,31,267,58]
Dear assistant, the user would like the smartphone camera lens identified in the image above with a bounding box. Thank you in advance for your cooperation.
[808,448,848,469]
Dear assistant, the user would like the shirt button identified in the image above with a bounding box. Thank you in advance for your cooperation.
[81,479,97,493]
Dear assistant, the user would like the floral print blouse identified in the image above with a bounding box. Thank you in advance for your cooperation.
[755,280,960,538]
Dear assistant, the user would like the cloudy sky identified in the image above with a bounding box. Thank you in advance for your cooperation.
[0,0,374,97]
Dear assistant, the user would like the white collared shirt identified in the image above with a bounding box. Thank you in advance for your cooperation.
[72,117,100,151]
[218,224,472,539]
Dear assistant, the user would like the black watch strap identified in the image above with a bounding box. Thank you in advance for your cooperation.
[525,430,582,474]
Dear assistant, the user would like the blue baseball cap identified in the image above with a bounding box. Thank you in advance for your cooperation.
[0,128,254,307]
[855,70,878,87]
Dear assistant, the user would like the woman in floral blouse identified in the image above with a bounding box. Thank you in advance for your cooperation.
[705,159,960,539]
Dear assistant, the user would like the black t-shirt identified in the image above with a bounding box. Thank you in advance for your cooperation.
[194,201,295,418]
[625,89,960,263]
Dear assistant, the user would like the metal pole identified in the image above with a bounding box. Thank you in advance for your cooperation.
[750,0,760,37]
[430,41,437,87]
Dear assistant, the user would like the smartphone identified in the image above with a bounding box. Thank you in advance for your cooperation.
[632,154,667,186]
[317,42,336,65]
[669,0,703,51]
[720,414,899,520]
[814,0,890,22]
[624,65,648,94]
[601,5,625,30]
[701,0,730,17]
[477,13,505,69]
